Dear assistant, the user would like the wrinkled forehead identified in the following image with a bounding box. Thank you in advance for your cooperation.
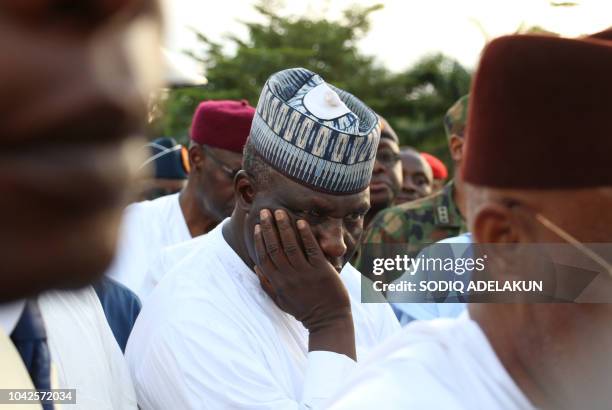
[267,169,370,210]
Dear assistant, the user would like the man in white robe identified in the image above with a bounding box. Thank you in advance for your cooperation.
[107,100,255,298]
[126,68,400,409]
[328,29,612,410]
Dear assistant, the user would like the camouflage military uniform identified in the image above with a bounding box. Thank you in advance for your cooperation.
[355,181,467,283]
[355,95,469,284]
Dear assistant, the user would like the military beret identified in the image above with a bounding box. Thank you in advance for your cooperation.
[444,95,469,140]
[421,152,448,180]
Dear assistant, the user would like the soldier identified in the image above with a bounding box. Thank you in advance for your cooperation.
[355,95,469,284]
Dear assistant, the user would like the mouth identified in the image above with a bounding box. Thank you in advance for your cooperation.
[397,192,419,201]
[370,180,391,193]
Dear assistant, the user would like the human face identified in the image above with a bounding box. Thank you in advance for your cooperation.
[467,185,612,300]
[243,171,370,272]
[468,186,612,409]
[192,145,243,221]
[396,150,433,203]
[0,0,162,302]
[369,139,402,210]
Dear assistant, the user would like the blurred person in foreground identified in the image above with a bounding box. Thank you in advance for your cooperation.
[136,137,188,201]
[394,147,433,205]
[107,100,254,298]
[355,96,469,285]
[329,29,612,410]
[421,152,448,192]
[126,68,399,409]
[364,117,403,228]
[0,0,163,408]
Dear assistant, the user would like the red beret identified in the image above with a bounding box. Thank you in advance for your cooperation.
[463,31,612,189]
[421,152,448,180]
[190,100,255,153]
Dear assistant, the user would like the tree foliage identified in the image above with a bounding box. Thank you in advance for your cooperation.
[151,0,471,168]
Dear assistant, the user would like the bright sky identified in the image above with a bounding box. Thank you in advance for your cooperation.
[162,0,611,73]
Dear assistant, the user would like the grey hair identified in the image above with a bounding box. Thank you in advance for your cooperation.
[242,140,272,189]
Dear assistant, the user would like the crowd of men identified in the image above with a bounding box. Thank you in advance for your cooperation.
[1,1,611,409]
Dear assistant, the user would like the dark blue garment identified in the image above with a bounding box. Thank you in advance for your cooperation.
[93,277,142,353]
[10,300,54,410]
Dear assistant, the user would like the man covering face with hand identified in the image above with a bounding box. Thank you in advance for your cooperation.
[126,67,399,409]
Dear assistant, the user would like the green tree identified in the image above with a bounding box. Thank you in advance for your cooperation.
[151,0,471,169]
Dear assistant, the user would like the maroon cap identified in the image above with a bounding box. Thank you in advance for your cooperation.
[190,100,255,153]
[462,31,612,189]
[421,153,448,180]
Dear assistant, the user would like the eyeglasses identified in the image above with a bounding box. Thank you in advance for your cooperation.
[202,145,241,180]
[376,150,401,167]
[504,199,612,278]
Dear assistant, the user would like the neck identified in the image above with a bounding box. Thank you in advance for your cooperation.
[179,181,218,238]
[452,171,466,218]
[222,213,255,272]
[469,304,566,410]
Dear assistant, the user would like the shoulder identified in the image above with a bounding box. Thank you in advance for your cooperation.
[329,318,471,409]
[366,193,442,239]
[94,277,141,308]
[38,285,102,318]
[124,193,179,220]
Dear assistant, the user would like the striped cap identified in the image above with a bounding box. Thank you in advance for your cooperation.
[249,68,380,194]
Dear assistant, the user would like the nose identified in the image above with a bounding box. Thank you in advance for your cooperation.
[317,220,348,263]
[403,177,420,193]
[372,159,385,174]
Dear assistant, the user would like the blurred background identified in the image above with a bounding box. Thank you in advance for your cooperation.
[151,0,612,171]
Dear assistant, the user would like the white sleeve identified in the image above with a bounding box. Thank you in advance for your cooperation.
[129,311,355,410]
[326,356,464,410]
[375,302,402,341]
[302,351,356,409]
[106,203,151,293]
[138,252,166,302]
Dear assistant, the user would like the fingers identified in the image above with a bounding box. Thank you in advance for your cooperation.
[296,219,326,267]
[259,209,290,270]
[254,223,274,273]
[274,210,307,267]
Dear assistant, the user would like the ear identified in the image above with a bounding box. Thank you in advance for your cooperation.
[449,135,464,163]
[188,145,205,170]
[234,170,257,212]
[472,202,519,244]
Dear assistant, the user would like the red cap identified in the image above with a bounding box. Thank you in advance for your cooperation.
[421,152,448,180]
[462,31,612,189]
[190,100,255,153]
